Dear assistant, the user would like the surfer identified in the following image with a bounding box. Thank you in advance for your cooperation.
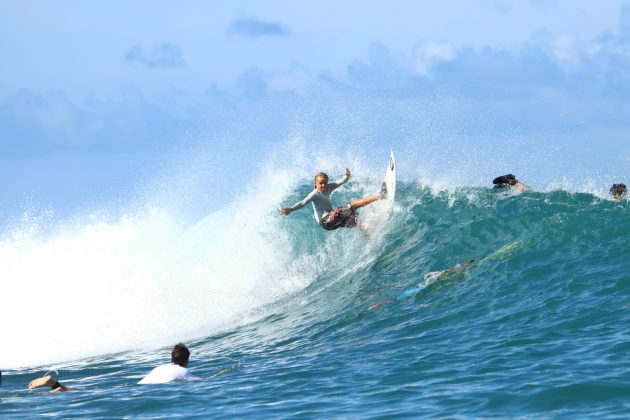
[368,239,531,311]
[281,168,385,231]
[610,183,627,200]
[368,260,475,310]
[492,174,529,191]
[28,371,72,392]
[138,343,198,384]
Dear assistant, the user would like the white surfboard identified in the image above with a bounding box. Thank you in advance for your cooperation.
[364,150,396,230]
[383,150,396,214]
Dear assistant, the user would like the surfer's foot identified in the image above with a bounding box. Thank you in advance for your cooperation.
[380,182,388,199]
[29,375,56,390]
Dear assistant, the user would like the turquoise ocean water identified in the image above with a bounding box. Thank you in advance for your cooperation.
[1,182,629,418]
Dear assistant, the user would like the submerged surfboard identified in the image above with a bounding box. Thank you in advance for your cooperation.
[365,150,396,230]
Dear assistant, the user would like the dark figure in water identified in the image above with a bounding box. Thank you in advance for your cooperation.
[492,174,529,191]
[610,183,627,201]
[368,260,475,310]
[368,239,530,311]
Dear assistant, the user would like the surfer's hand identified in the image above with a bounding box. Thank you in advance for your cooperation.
[345,168,351,178]
[281,208,292,216]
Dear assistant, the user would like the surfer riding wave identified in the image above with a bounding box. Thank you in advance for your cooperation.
[281,168,385,231]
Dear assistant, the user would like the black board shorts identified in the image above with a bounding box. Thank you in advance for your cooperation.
[320,203,358,230]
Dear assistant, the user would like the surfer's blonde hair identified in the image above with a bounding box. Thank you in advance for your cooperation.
[314,172,329,184]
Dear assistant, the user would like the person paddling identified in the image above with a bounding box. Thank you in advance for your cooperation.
[492,174,529,191]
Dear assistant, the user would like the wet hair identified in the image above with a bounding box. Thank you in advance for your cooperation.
[314,172,329,184]
[610,183,627,199]
[171,343,190,367]
[493,174,516,189]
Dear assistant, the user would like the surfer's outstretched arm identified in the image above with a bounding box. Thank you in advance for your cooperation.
[514,181,530,191]
[335,168,351,186]
[281,189,318,216]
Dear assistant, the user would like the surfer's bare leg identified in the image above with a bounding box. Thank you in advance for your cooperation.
[350,194,381,209]
[28,375,71,392]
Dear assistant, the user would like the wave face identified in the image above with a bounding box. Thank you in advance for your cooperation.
[2,182,629,418]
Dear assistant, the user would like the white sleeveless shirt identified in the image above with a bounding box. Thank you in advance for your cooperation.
[138,363,197,384]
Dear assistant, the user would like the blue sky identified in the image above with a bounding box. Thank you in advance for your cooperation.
[1,1,629,219]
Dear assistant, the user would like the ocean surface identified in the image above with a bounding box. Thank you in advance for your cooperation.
[1,181,629,418]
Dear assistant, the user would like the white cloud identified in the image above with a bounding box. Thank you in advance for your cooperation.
[410,41,456,76]
[548,34,582,68]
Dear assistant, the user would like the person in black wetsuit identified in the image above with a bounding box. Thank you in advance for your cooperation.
[610,183,627,201]
[492,174,529,191]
